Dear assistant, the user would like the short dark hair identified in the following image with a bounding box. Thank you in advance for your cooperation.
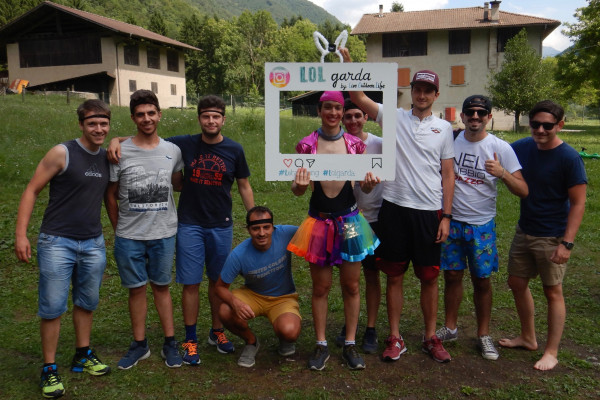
[246,206,273,226]
[77,99,110,122]
[130,89,160,115]
[198,95,226,115]
[343,98,364,114]
[529,100,564,122]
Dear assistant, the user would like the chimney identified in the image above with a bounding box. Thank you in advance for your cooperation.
[378,4,383,17]
[483,2,489,21]
[490,1,501,22]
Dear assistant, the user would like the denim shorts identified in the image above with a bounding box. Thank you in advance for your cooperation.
[37,233,106,319]
[175,223,233,284]
[114,235,175,288]
[441,218,499,278]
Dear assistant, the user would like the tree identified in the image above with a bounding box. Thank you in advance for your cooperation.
[556,0,600,103]
[487,29,557,130]
[391,2,404,12]
[148,11,168,36]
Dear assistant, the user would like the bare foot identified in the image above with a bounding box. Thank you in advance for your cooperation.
[534,353,559,371]
[498,336,538,350]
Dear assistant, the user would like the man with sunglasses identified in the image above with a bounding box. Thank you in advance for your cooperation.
[436,95,528,361]
[499,100,587,371]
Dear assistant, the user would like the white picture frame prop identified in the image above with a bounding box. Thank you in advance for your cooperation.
[264,62,398,181]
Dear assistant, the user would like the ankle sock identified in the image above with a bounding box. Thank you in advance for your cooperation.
[316,340,327,347]
[185,324,197,341]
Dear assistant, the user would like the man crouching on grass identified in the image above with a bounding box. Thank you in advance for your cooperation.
[215,206,301,368]
[15,100,112,399]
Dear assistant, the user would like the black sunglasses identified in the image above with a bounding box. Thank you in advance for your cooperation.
[463,109,488,117]
[529,120,558,130]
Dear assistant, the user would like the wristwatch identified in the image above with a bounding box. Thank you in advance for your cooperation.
[561,240,574,250]
[441,213,453,220]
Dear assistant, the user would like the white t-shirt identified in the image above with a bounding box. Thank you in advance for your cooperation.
[352,133,383,222]
[110,138,184,240]
[376,103,454,211]
[452,131,522,225]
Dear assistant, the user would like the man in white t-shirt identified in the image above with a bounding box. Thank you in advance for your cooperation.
[341,47,455,363]
[436,95,528,361]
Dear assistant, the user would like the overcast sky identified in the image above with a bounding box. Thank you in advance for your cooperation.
[307,0,587,51]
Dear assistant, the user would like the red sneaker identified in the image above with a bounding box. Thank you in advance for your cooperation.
[422,335,451,363]
[382,335,407,361]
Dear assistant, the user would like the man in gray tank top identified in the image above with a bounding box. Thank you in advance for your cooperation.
[15,100,112,399]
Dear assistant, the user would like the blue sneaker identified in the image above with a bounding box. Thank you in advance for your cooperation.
[71,349,110,375]
[208,328,234,354]
[161,340,183,368]
[40,365,64,399]
[181,340,201,365]
[118,341,150,370]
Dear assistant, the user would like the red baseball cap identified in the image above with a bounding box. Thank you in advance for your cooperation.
[411,70,439,91]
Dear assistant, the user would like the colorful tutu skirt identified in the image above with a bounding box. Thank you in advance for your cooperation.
[287,207,380,267]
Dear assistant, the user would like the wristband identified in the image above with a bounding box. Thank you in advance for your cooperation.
[441,213,452,220]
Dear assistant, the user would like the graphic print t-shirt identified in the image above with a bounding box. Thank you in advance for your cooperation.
[110,138,183,240]
[168,134,250,228]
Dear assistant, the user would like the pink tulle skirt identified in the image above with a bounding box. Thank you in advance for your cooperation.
[287,210,379,266]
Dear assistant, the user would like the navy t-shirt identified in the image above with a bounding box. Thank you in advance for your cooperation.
[167,134,250,228]
[511,137,587,237]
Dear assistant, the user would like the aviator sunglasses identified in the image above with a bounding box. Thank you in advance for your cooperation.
[463,109,488,117]
[529,120,558,130]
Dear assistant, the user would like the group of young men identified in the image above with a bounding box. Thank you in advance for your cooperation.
[16,55,586,398]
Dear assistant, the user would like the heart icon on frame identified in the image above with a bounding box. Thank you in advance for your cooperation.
[283,159,292,167]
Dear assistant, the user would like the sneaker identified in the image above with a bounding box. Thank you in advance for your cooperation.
[71,349,110,376]
[278,339,296,356]
[40,365,65,399]
[117,341,151,370]
[422,335,451,363]
[362,328,378,354]
[208,328,235,354]
[181,340,201,365]
[308,345,330,371]
[342,344,366,370]
[477,335,499,360]
[435,326,458,342]
[335,325,346,347]
[382,335,407,361]
[238,338,260,368]
[161,340,183,368]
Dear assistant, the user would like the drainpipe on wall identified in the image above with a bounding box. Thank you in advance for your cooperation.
[115,41,121,106]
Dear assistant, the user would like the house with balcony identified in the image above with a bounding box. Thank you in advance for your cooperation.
[351,1,560,129]
[0,1,199,108]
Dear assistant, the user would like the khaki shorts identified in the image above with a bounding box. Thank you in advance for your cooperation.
[507,226,567,286]
[232,287,301,324]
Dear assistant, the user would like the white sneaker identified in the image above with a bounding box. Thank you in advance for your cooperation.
[478,335,499,360]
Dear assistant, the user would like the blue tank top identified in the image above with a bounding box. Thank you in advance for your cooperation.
[40,139,109,239]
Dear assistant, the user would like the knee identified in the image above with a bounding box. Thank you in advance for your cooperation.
[341,280,360,297]
[444,270,463,283]
[312,282,331,298]
[274,314,301,341]
[472,277,491,292]
[415,266,439,282]
[218,302,233,322]
[376,259,408,277]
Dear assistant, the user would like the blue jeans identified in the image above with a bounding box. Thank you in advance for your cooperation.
[37,233,106,319]
[114,235,175,288]
[176,223,233,284]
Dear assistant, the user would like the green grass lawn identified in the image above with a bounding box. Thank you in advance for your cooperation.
[0,94,599,399]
